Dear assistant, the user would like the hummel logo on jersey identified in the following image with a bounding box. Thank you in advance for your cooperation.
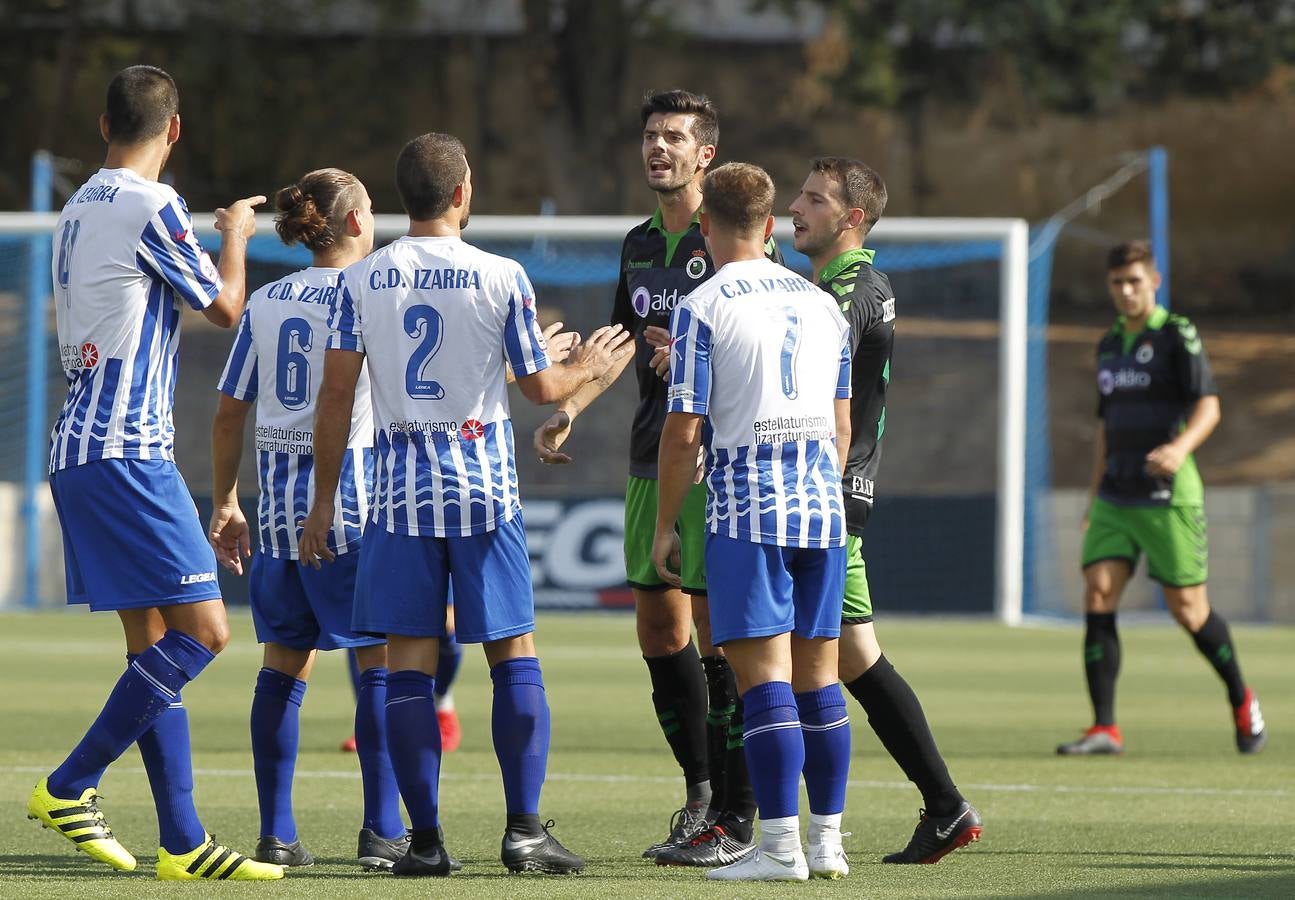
[934,808,973,840]
[502,833,548,855]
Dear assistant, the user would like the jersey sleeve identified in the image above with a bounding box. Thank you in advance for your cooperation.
[327,269,365,352]
[836,327,852,399]
[665,302,711,415]
[137,197,223,310]
[1171,316,1218,400]
[502,266,551,378]
[217,306,259,400]
[609,236,634,329]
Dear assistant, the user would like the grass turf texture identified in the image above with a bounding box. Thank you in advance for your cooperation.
[0,610,1291,897]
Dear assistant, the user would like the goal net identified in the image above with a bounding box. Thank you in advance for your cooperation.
[1,211,1042,620]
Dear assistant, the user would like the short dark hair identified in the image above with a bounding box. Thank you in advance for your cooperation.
[640,89,719,148]
[396,133,467,221]
[105,65,178,144]
[1107,240,1156,271]
[702,162,774,235]
[274,168,365,252]
[810,157,887,236]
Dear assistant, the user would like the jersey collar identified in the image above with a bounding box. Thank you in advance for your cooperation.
[1115,303,1169,334]
[817,247,875,285]
[647,207,701,234]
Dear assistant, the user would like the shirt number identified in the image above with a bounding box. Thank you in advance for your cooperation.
[275,317,313,410]
[780,306,801,399]
[404,304,445,399]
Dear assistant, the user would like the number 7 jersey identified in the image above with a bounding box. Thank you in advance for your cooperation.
[667,257,851,549]
[328,235,551,538]
[218,267,375,559]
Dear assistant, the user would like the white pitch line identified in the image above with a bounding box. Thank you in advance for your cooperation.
[2,765,1287,799]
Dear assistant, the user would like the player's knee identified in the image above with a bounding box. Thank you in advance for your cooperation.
[638,621,689,656]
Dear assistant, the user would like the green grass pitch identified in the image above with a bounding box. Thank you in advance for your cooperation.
[0,610,1291,897]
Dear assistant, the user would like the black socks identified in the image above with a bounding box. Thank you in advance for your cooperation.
[845,654,963,818]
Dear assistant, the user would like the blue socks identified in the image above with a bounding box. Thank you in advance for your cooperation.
[490,657,550,815]
[125,652,206,854]
[49,630,214,800]
[435,634,462,702]
[796,684,851,815]
[250,667,307,842]
[385,670,441,831]
[741,681,804,820]
[355,667,405,839]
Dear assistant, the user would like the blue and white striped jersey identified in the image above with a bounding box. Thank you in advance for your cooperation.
[328,235,550,537]
[667,257,851,549]
[218,267,375,559]
[49,168,222,473]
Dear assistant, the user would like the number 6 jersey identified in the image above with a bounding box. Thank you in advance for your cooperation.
[218,267,375,559]
[328,235,550,538]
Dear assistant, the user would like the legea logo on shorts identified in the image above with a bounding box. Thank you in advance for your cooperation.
[180,572,217,585]
[631,286,684,318]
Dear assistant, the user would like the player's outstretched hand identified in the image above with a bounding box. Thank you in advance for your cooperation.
[208,503,251,576]
[297,502,337,570]
[534,410,574,465]
[651,527,682,588]
[543,320,581,364]
[567,324,633,380]
[214,195,267,239]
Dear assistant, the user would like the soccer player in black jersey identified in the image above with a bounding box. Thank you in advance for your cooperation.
[1056,241,1265,756]
[788,157,982,863]
[533,90,776,865]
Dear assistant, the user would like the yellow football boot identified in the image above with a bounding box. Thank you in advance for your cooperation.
[156,833,285,881]
[27,777,136,872]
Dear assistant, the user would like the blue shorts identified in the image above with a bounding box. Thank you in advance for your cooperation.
[704,533,846,645]
[353,513,534,644]
[49,458,222,612]
[249,550,382,651]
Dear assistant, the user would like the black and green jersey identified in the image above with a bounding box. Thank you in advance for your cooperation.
[817,247,896,536]
[610,208,780,478]
[1095,305,1217,506]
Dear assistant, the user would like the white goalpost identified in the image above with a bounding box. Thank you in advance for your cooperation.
[0,211,1029,623]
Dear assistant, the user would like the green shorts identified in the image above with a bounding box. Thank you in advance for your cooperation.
[624,476,708,594]
[1081,497,1208,587]
[842,534,874,623]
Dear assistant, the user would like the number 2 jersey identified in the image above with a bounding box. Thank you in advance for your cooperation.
[667,257,851,549]
[49,168,223,473]
[218,267,375,559]
[329,235,550,538]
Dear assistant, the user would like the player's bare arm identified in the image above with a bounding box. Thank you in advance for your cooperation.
[209,393,254,574]
[202,195,267,328]
[1145,394,1220,477]
[299,348,364,568]
[651,411,703,587]
[834,397,852,472]
[532,331,636,463]
[515,324,632,406]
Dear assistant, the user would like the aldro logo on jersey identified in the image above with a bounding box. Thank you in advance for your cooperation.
[631,285,686,318]
[60,341,99,371]
[1098,367,1152,395]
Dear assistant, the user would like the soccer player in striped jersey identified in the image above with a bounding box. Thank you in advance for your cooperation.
[789,157,982,863]
[28,65,283,881]
[208,168,416,871]
[653,163,853,882]
[534,90,770,864]
[1057,241,1265,756]
[298,133,631,877]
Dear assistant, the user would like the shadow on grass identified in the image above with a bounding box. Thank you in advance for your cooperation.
[1015,871,1295,899]
[0,853,135,877]
[983,850,1295,862]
